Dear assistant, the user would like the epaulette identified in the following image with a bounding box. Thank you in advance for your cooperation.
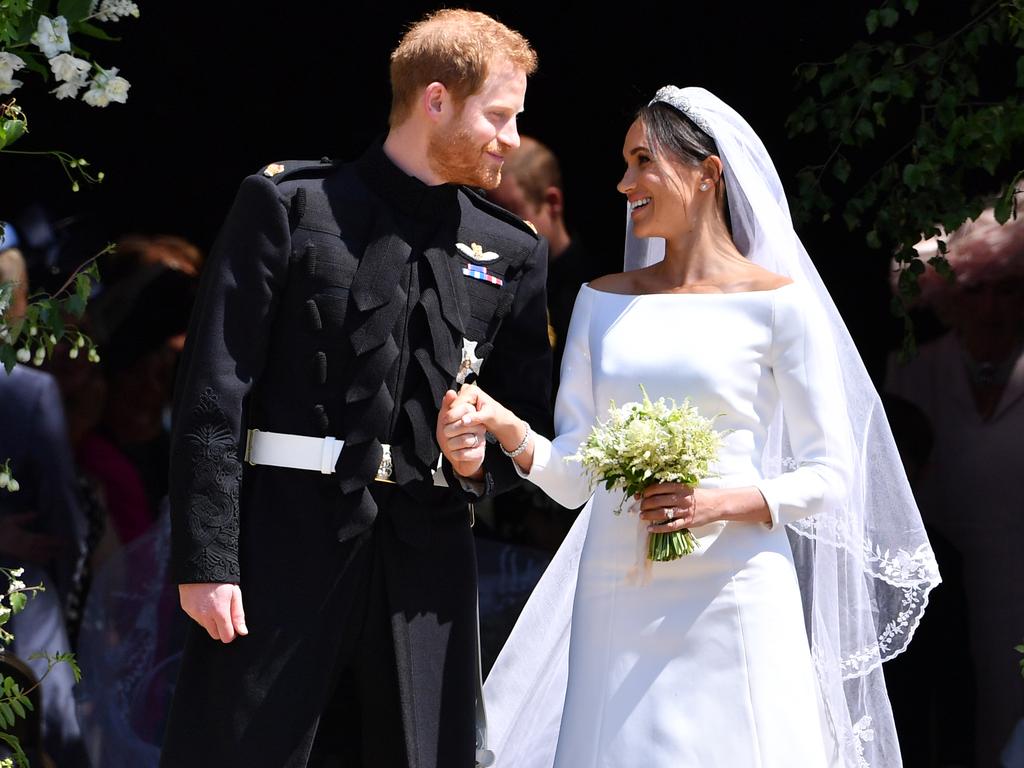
[461,185,540,240]
[257,157,341,184]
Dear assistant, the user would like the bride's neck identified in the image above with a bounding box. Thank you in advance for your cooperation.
[659,219,745,288]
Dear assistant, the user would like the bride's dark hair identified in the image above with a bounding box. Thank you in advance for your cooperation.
[636,101,733,234]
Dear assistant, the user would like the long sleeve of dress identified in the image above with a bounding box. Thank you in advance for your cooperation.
[517,286,597,509]
[168,174,291,584]
[754,285,852,528]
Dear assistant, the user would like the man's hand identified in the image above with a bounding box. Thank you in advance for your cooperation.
[179,582,248,643]
[437,387,487,479]
[0,512,67,564]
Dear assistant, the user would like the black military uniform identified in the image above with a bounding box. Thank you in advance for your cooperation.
[161,143,552,768]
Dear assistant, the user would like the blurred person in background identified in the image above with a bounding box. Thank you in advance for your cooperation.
[486,135,596,556]
[488,135,596,393]
[65,236,200,549]
[0,241,90,766]
[887,200,1024,768]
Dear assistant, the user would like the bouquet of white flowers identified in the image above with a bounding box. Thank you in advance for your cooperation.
[568,386,725,562]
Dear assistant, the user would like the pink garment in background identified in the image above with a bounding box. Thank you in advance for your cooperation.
[76,431,154,544]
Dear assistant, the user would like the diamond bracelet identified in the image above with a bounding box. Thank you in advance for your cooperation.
[499,421,531,459]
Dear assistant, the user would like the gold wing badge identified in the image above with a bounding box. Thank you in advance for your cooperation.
[457,242,500,263]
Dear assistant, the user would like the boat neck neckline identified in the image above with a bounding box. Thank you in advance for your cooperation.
[581,281,797,298]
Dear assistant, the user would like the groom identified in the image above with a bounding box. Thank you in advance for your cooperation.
[160,9,551,767]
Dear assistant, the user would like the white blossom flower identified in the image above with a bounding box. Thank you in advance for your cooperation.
[8,578,25,592]
[93,0,140,22]
[82,66,130,107]
[7,479,19,493]
[32,347,45,366]
[0,52,26,80]
[53,80,83,99]
[0,471,8,488]
[0,71,23,96]
[68,346,79,359]
[15,347,30,363]
[31,15,71,60]
[8,568,23,579]
[49,53,91,83]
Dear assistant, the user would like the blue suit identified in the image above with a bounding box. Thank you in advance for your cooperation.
[0,364,88,765]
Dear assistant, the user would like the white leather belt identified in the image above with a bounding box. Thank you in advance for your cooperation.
[244,429,447,487]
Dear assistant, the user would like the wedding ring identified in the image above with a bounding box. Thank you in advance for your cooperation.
[468,433,478,448]
[665,508,676,521]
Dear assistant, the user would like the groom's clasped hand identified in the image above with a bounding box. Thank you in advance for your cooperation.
[436,385,494,478]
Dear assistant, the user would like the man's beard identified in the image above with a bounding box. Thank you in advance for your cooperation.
[428,122,504,189]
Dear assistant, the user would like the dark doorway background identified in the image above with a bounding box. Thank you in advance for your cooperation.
[4,0,942,377]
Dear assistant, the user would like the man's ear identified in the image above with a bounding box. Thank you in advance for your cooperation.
[423,82,448,123]
[543,186,564,218]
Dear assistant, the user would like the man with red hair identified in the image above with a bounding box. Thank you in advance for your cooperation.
[162,10,550,767]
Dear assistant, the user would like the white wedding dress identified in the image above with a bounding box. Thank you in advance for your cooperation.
[485,281,851,768]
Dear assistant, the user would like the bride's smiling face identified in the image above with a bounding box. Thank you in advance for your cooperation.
[617,119,704,240]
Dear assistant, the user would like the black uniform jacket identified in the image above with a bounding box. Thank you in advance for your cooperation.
[163,143,552,767]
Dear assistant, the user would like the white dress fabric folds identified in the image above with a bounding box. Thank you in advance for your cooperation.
[486,283,844,767]
[486,87,940,768]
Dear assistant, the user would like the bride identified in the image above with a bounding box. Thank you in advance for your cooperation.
[438,86,940,768]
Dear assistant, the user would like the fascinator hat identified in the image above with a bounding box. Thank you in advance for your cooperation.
[626,86,941,767]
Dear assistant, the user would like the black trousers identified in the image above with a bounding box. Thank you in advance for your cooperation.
[307,528,407,767]
[161,499,478,768]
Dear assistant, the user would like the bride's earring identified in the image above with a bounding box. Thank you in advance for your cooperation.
[699,182,710,191]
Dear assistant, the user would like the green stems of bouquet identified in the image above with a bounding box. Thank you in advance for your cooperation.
[648,525,700,562]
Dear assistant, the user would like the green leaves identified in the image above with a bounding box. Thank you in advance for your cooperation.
[75,20,122,41]
[833,155,852,183]
[0,117,26,151]
[57,0,95,24]
[0,102,27,151]
[0,0,33,47]
[7,593,25,614]
[1,252,104,372]
[995,171,1023,223]
[866,7,900,34]
[788,0,1024,355]
[1,566,82,765]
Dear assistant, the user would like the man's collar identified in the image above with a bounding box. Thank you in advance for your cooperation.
[355,140,458,219]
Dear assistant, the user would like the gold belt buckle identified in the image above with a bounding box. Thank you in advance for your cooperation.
[244,428,259,466]
[374,443,395,484]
